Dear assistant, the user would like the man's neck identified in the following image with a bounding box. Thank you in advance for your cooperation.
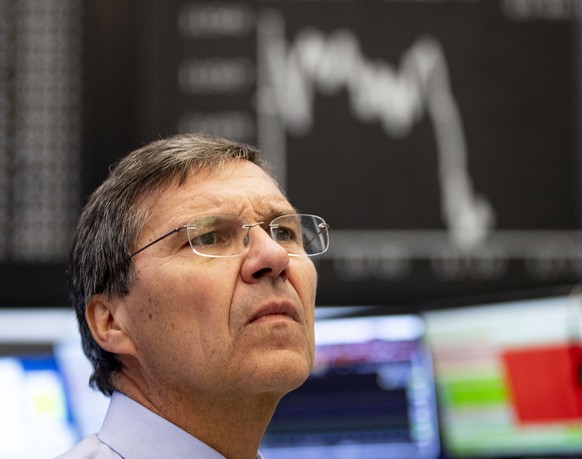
[115,376,281,459]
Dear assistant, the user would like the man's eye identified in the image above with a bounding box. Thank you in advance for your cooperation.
[274,226,298,242]
[191,231,220,246]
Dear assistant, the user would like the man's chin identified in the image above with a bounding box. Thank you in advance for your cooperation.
[246,351,312,394]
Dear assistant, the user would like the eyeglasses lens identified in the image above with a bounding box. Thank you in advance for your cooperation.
[186,214,328,258]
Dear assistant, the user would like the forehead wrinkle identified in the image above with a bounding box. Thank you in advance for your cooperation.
[187,190,294,220]
[135,179,294,244]
[247,195,297,220]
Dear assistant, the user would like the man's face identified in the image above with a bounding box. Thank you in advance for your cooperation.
[118,160,318,399]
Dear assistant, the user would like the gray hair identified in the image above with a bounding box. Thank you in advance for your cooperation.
[68,133,267,395]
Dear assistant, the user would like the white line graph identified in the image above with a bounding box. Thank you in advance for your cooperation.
[256,9,580,281]
[257,9,495,251]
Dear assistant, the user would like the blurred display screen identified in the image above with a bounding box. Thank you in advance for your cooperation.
[423,295,582,457]
[0,0,580,308]
[261,308,440,459]
[0,309,108,459]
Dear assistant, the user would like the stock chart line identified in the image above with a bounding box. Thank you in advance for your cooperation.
[256,9,495,251]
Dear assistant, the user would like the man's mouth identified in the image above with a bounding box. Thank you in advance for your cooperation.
[248,302,300,324]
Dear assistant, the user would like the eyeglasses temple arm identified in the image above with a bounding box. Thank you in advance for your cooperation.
[128,227,182,258]
[303,224,330,251]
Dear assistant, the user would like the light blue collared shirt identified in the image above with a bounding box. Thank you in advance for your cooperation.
[56,391,264,459]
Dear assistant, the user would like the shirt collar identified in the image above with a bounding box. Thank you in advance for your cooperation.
[99,392,228,459]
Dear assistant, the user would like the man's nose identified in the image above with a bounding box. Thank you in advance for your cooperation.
[240,225,290,282]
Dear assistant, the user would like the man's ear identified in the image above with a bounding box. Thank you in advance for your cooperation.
[86,293,137,357]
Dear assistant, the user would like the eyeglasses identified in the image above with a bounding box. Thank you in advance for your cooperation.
[129,213,329,259]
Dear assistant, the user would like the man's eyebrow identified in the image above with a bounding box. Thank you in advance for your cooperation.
[265,205,299,219]
[235,194,297,219]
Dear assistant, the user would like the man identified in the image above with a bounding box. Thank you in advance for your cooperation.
[59,133,329,459]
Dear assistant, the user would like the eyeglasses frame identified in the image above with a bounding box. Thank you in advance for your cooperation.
[128,213,329,259]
